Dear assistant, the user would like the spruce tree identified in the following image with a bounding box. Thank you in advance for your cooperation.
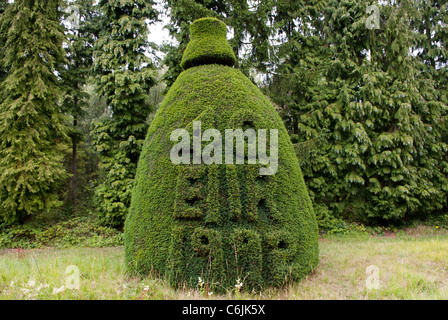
[91,0,158,228]
[264,0,336,227]
[0,0,69,224]
[411,0,448,215]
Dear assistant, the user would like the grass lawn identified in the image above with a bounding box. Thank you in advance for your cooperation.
[1,225,447,300]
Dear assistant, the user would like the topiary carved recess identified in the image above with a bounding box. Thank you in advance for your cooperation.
[124,17,319,291]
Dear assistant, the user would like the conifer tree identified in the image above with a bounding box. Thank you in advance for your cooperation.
[412,0,448,214]
[0,0,9,82]
[414,0,448,102]
[0,0,69,224]
[162,0,275,89]
[264,0,334,226]
[61,0,100,206]
[290,0,448,223]
[162,0,225,89]
[266,0,327,135]
[91,0,158,228]
[413,0,448,175]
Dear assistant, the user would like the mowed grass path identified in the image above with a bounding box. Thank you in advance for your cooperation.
[1,226,447,300]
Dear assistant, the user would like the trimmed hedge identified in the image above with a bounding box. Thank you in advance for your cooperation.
[124,17,319,291]
[180,17,237,70]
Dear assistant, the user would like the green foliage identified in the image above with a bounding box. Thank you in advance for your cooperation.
[424,214,448,230]
[0,0,69,225]
[125,18,319,292]
[91,0,158,228]
[60,0,101,208]
[270,0,448,224]
[61,0,97,119]
[313,203,346,234]
[162,0,276,90]
[161,0,224,89]
[414,0,448,103]
[0,0,8,82]
[180,17,236,70]
[0,217,123,249]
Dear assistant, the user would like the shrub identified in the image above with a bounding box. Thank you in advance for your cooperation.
[124,17,319,292]
[0,217,123,249]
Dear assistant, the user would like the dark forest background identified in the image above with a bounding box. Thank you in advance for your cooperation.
[0,0,447,245]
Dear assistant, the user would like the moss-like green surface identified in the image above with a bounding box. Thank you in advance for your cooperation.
[124,18,318,291]
[180,17,236,70]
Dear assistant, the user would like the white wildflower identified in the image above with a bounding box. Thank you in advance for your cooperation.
[21,288,30,295]
[235,278,243,289]
[9,281,14,287]
[52,285,65,295]
[198,277,204,287]
[27,280,36,287]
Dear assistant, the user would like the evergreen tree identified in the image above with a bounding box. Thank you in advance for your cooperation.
[413,0,448,214]
[265,0,339,228]
[0,0,9,82]
[162,0,275,89]
[91,0,158,228]
[291,0,448,223]
[414,0,448,102]
[162,0,226,89]
[61,0,100,206]
[0,0,69,225]
[266,0,327,135]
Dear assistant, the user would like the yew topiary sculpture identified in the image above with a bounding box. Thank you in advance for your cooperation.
[124,17,319,291]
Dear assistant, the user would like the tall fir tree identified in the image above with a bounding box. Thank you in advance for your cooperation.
[91,0,158,228]
[265,0,338,228]
[61,0,101,207]
[266,0,328,134]
[413,1,448,202]
[0,0,69,225]
[291,0,448,223]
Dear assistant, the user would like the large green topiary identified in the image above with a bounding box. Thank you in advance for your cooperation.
[124,17,319,291]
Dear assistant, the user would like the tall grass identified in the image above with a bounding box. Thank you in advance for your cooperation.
[1,226,447,300]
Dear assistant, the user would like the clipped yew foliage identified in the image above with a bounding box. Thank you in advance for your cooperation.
[124,17,318,291]
[180,17,236,70]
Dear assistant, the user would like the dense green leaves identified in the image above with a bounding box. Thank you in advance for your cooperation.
[90,0,158,228]
[162,0,276,89]
[0,0,69,224]
[269,0,448,223]
[60,0,100,206]
[0,0,8,83]
[125,19,319,291]
[0,0,447,229]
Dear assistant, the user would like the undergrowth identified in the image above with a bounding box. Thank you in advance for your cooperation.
[0,216,123,249]
[0,208,446,249]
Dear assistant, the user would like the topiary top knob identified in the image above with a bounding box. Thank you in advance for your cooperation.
[180,17,237,70]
